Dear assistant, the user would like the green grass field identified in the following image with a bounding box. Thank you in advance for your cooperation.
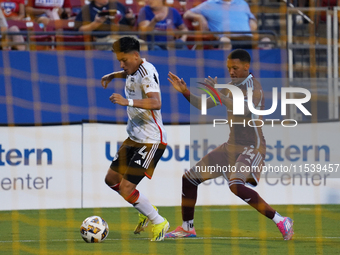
[1,205,340,254]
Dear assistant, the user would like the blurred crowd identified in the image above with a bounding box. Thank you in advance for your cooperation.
[0,0,337,50]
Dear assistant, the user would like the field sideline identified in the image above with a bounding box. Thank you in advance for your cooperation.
[1,205,340,254]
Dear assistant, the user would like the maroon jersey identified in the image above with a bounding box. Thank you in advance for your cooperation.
[225,74,266,155]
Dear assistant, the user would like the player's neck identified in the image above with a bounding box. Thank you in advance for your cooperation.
[233,73,251,85]
[131,59,144,75]
[239,73,250,81]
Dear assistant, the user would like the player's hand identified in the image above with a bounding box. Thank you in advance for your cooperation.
[204,76,218,87]
[205,76,225,99]
[109,93,128,106]
[101,73,114,88]
[168,71,188,93]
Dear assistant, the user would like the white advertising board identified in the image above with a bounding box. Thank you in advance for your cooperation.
[0,125,82,210]
[1,122,339,211]
[191,122,340,206]
[82,122,340,208]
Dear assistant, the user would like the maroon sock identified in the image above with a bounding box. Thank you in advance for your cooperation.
[182,176,200,221]
[229,182,275,219]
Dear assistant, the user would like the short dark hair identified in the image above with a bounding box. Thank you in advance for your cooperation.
[228,49,251,63]
[112,37,140,53]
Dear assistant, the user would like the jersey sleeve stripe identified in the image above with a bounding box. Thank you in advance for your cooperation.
[140,65,148,75]
[137,69,145,77]
[137,66,147,77]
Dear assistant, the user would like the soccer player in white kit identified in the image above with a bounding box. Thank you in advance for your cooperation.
[101,37,169,241]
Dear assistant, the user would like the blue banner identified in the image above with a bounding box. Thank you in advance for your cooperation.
[0,49,285,124]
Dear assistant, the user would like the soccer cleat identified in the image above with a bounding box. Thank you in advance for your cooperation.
[276,217,294,240]
[151,218,170,241]
[165,226,197,238]
[134,205,158,234]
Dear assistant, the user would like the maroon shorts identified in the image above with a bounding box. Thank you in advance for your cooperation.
[195,142,265,186]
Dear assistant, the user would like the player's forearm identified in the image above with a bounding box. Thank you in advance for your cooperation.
[219,95,250,115]
[182,89,215,110]
[130,98,161,110]
[112,71,127,79]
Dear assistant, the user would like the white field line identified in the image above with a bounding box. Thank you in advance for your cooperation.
[1,236,340,244]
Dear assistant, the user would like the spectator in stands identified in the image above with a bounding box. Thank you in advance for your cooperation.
[1,0,25,20]
[183,0,257,50]
[138,0,188,50]
[25,0,72,27]
[0,0,25,50]
[0,8,8,49]
[316,0,339,39]
[318,0,339,22]
[75,0,138,50]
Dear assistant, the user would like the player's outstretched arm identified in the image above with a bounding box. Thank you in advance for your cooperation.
[204,76,250,114]
[109,92,161,110]
[101,71,127,89]
[168,71,216,110]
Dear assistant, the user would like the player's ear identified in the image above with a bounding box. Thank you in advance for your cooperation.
[244,63,250,71]
[133,51,139,60]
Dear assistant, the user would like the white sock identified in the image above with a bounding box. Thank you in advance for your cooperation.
[133,192,164,225]
[272,212,284,224]
[182,220,194,231]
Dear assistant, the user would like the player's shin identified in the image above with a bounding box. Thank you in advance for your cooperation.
[229,179,275,219]
[182,169,203,230]
[125,189,164,225]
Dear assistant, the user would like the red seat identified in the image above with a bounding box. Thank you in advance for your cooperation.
[46,20,76,31]
[7,20,44,31]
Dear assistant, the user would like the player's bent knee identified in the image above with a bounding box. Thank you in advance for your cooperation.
[104,168,121,186]
[183,168,203,186]
[104,175,113,186]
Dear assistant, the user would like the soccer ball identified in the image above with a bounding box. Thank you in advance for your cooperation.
[80,216,109,243]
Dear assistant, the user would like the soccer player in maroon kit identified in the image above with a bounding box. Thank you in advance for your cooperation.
[165,49,294,240]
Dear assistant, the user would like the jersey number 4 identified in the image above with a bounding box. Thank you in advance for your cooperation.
[138,146,148,159]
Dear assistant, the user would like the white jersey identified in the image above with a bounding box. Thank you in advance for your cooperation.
[125,58,167,145]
